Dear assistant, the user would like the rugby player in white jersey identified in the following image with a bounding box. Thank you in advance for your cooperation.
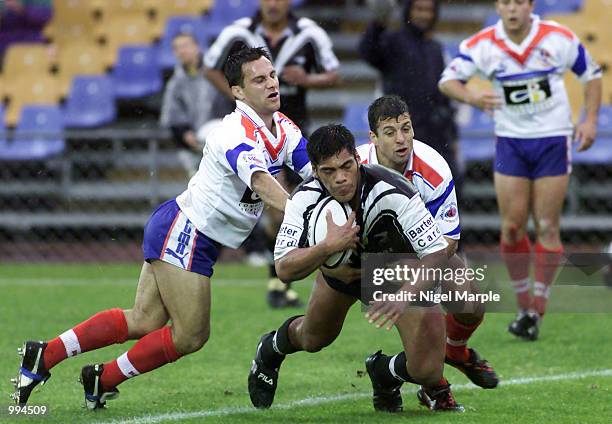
[439,0,602,340]
[358,95,498,392]
[248,124,466,413]
[13,47,312,410]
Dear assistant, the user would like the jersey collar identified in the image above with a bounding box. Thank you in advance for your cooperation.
[368,143,414,178]
[235,100,287,160]
[495,13,540,52]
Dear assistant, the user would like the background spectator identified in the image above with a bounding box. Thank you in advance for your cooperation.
[0,0,52,67]
[359,0,461,187]
[160,32,229,177]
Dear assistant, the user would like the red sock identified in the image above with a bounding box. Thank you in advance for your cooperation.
[500,235,532,310]
[445,314,482,362]
[43,308,128,370]
[533,243,564,316]
[100,326,181,390]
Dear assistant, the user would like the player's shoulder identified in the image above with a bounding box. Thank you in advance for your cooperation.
[538,19,576,41]
[411,139,452,188]
[463,25,496,49]
[275,112,302,136]
[362,164,419,199]
[288,176,325,203]
[296,17,321,30]
[356,143,374,163]
[210,111,257,148]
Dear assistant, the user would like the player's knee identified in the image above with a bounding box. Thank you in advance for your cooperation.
[501,222,526,244]
[173,327,210,355]
[536,218,560,243]
[125,308,166,338]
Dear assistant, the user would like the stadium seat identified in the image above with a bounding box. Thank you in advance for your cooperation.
[63,76,116,128]
[482,13,498,27]
[343,103,370,146]
[443,41,460,60]
[111,46,162,99]
[2,44,53,81]
[0,105,6,143]
[0,106,65,161]
[534,0,583,16]
[43,0,96,42]
[155,0,213,18]
[156,16,207,69]
[205,0,259,26]
[98,15,156,67]
[459,108,496,162]
[56,41,107,97]
[4,74,62,127]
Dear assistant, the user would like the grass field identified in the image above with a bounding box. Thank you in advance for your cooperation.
[1,263,611,423]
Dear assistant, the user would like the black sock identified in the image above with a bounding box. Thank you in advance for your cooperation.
[260,315,303,368]
[274,315,302,354]
[374,351,418,386]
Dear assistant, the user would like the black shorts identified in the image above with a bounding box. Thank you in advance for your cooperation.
[322,274,364,302]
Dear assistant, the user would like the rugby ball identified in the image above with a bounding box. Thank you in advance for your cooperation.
[308,197,354,268]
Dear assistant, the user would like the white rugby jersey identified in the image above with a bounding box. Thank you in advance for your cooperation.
[176,100,312,248]
[440,15,601,138]
[357,140,460,240]
[275,164,448,261]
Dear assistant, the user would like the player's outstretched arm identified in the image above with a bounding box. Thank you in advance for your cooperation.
[366,248,448,330]
[275,212,359,283]
[575,78,602,152]
[439,79,502,112]
[251,171,290,213]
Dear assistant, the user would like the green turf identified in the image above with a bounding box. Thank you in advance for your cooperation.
[1,263,611,423]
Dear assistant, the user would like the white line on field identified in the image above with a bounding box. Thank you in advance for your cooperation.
[95,368,612,424]
[0,278,267,287]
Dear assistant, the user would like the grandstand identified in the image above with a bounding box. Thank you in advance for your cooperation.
[0,0,611,261]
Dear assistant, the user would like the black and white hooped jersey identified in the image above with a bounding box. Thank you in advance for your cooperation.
[274,164,448,261]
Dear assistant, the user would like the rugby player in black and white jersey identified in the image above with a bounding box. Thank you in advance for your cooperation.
[203,0,340,308]
[247,124,465,412]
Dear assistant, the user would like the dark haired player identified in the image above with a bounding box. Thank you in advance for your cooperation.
[13,47,312,410]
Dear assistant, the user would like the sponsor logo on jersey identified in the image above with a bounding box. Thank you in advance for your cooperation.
[275,223,302,249]
[442,202,458,222]
[502,75,551,105]
[405,213,442,250]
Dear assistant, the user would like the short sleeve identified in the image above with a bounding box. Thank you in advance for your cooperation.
[274,194,309,260]
[439,39,480,85]
[399,195,448,258]
[223,141,269,189]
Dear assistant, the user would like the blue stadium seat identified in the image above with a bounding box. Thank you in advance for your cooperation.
[207,0,258,24]
[0,105,6,143]
[574,105,612,164]
[534,0,582,16]
[0,106,65,161]
[343,103,370,146]
[157,16,208,69]
[443,41,459,59]
[63,76,116,128]
[112,45,162,99]
[483,13,498,28]
[459,108,495,162]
